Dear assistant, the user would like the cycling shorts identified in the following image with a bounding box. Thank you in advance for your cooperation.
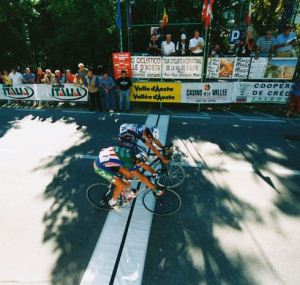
[93,161,117,182]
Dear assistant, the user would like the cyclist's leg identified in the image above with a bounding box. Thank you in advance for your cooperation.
[93,162,125,206]
[131,169,156,190]
[137,162,156,175]
[145,140,169,164]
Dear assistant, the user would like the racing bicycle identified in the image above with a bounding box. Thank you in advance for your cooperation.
[86,145,184,215]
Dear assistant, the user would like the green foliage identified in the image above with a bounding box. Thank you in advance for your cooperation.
[0,0,298,71]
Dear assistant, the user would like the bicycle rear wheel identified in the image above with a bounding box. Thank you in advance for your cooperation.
[86,183,112,210]
[142,189,181,216]
[157,164,185,189]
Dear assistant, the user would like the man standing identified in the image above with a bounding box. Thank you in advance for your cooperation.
[9,68,23,85]
[189,30,205,56]
[99,72,115,112]
[78,63,88,85]
[84,70,101,111]
[22,68,35,84]
[116,70,132,112]
[256,30,276,57]
[161,34,176,56]
[274,24,298,57]
[54,70,66,84]
[176,34,189,56]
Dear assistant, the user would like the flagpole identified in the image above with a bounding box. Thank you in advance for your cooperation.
[116,0,123,52]
[201,27,209,83]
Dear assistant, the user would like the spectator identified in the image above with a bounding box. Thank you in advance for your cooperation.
[161,34,176,56]
[236,37,256,57]
[176,34,189,56]
[22,68,35,84]
[209,44,223,57]
[189,30,205,56]
[74,73,81,85]
[65,70,75,83]
[287,76,300,117]
[9,68,23,85]
[148,34,161,56]
[274,24,298,57]
[84,70,102,111]
[116,70,132,112]
[54,70,66,84]
[99,72,115,112]
[36,67,45,83]
[42,69,56,84]
[1,70,12,85]
[78,63,88,85]
[256,30,276,57]
[157,20,168,46]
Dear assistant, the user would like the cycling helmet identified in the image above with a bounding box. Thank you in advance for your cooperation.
[136,124,146,136]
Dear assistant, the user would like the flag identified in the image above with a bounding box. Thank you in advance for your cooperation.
[116,0,122,29]
[202,0,214,28]
[245,1,252,26]
[201,0,207,21]
[162,7,168,28]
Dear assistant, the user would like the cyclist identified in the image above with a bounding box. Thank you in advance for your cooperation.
[93,146,165,210]
[118,123,171,164]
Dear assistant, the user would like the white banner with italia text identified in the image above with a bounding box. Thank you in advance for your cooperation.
[0,84,88,101]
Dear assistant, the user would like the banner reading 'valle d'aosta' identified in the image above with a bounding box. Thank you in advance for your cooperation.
[0,84,88,101]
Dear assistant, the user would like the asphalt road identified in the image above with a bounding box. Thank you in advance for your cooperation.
[0,107,299,285]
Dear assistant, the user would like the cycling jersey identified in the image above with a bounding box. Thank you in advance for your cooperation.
[95,146,136,171]
[118,123,159,149]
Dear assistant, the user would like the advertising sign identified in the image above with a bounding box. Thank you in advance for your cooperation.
[181,82,234,103]
[112,52,132,79]
[206,57,235,79]
[249,57,297,80]
[0,84,88,101]
[162,57,203,79]
[131,56,162,79]
[233,82,293,103]
[233,57,251,79]
[130,82,181,103]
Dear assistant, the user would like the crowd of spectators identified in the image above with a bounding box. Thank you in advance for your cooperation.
[147,24,299,58]
[0,63,132,112]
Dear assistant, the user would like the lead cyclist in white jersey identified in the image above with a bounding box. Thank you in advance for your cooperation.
[118,123,171,165]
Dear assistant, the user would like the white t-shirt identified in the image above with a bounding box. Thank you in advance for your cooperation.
[189,37,205,54]
[161,41,176,56]
[9,72,23,85]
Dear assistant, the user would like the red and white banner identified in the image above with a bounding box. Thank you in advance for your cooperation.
[112,52,132,79]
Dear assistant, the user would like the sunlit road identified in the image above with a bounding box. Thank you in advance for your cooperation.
[0,108,300,285]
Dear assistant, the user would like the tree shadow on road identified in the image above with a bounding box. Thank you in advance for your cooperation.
[144,167,264,285]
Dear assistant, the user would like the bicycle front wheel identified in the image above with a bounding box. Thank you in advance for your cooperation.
[86,183,112,211]
[143,189,181,216]
[157,164,185,189]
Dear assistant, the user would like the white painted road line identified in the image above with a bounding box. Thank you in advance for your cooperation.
[171,115,211,120]
[2,147,300,176]
[240,118,286,123]
[224,110,243,118]
[114,115,170,285]
[80,114,159,285]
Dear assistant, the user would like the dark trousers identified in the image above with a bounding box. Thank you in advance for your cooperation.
[89,91,102,111]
